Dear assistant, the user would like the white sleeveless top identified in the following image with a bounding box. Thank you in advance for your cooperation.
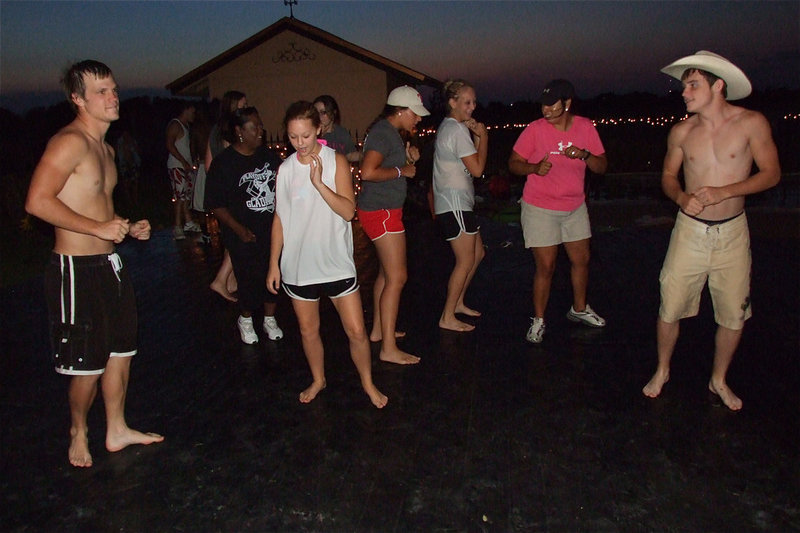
[275,144,355,285]
[166,119,192,169]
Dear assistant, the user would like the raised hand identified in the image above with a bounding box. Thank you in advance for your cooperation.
[535,153,552,176]
[98,218,130,243]
[129,219,151,240]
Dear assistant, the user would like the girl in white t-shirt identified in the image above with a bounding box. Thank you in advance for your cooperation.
[432,80,489,332]
[267,101,387,409]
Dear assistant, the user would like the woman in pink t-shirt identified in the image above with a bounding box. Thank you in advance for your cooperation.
[508,79,609,344]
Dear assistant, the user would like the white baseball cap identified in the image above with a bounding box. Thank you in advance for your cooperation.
[386,85,430,116]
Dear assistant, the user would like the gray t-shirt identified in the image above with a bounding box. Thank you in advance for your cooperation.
[321,124,356,156]
[358,119,407,211]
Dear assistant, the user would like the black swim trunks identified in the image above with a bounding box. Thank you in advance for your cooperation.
[45,252,138,375]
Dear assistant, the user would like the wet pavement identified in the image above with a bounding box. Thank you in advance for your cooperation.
[1,203,798,532]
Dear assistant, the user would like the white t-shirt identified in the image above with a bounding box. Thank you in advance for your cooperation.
[275,144,355,285]
[432,117,477,214]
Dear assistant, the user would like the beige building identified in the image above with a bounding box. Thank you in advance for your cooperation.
[166,16,441,142]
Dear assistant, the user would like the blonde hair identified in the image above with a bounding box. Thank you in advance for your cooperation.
[443,79,473,112]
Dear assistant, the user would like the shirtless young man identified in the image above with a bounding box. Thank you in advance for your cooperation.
[642,51,781,410]
[25,60,164,466]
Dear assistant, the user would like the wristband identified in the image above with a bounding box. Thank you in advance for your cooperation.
[580,150,590,161]
[395,166,402,178]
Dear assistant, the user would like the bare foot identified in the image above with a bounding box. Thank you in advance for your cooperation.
[299,380,326,403]
[363,384,388,409]
[643,369,669,398]
[709,381,743,411]
[369,330,406,343]
[455,305,481,317]
[439,317,475,332]
[106,428,164,453]
[69,428,92,468]
[379,348,420,365]
[210,280,237,302]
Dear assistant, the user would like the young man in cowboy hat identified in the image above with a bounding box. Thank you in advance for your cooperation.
[642,51,780,410]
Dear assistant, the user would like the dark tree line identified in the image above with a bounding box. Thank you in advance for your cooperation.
[1,89,797,230]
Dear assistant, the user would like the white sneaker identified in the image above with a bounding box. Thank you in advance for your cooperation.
[566,305,606,327]
[263,316,283,340]
[237,316,258,344]
[526,317,545,343]
[173,226,185,240]
[183,221,201,232]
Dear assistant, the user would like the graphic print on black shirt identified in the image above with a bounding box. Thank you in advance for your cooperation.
[241,162,276,213]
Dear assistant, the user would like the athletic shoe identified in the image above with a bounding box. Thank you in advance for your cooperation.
[237,316,258,344]
[525,317,545,343]
[183,221,202,232]
[263,316,283,340]
[566,305,606,327]
[173,226,186,240]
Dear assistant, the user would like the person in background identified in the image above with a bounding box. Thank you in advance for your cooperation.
[313,94,361,163]
[25,60,163,467]
[642,51,780,410]
[115,125,141,206]
[205,90,248,302]
[166,101,200,240]
[191,105,212,243]
[267,101,387,408]
[432,79,488,332]
[205,107,283,344]
[358,86,429,365]
[508,79,608,344]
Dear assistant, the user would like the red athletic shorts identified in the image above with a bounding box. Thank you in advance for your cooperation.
[356,208,405,241]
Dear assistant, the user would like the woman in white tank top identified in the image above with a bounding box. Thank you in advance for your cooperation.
[267,101,387,409]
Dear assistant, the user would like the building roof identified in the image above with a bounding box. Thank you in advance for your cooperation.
[166,16,441,94]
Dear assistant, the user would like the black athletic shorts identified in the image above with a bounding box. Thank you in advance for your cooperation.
[45,252,137,375]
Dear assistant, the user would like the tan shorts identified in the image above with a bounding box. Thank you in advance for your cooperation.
[521,201,591,248]
[659,210,752,330]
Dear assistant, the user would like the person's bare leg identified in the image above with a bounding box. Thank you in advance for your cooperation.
[173,199,182,229]
[374,233,419,364]
[67,375,99,467]
[103,356,164,453]
[708,325,743,410]
[454,233,485,317]
[182,200,193,227]
[643,318,679,398]
[532,246,558,318]
[369,266,406,342]
[332,291,388,408]
[292,299,327,403]
[563,239,590,312]
[369,265,386,342]
[440,232,478,331]
[210,250,237,302]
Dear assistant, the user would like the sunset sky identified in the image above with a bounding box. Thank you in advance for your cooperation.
[1,1,798,112]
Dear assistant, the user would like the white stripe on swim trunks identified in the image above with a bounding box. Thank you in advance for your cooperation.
[59,255,77,325]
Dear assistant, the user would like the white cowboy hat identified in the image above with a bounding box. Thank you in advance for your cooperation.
[661,50,752,100]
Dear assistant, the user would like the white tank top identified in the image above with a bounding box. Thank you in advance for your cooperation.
[167,119,192,169]
[275,144,356,285]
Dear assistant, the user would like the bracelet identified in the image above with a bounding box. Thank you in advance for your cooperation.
[395,166,402,178]
[580,150,590,161]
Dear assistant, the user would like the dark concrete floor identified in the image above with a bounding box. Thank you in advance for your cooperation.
[1,204,798,532]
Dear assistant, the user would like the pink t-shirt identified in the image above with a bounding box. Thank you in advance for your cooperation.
[512,116,605,211]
